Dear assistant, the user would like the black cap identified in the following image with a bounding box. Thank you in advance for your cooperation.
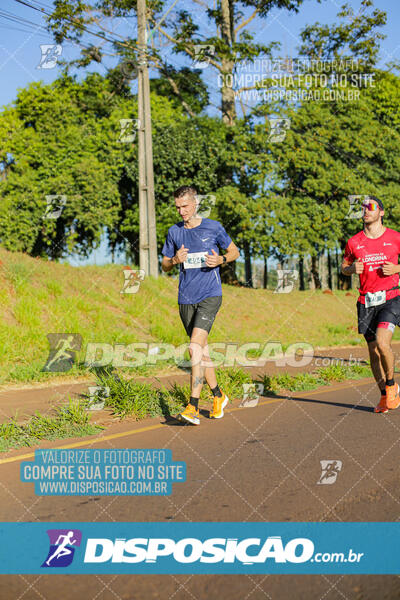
[366,195,384,210]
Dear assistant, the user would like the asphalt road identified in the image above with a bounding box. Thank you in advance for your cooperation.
[1,377,400,599]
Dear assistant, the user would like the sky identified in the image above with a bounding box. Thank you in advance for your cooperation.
[0,0,399,264]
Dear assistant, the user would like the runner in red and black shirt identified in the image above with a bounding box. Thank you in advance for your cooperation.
[342,196,400,413]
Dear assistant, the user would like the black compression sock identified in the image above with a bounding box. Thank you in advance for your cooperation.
[189,397,199,409]
[211,385,222,397]
[386,379,395,387]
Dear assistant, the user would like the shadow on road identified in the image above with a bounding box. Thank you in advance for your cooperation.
[274,392,374,412]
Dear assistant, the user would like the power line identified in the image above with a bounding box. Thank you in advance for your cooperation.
[0,7,47,32]
[0,24,37,33]
[3,0,245,119]
[13,0,135,50]
[0,8,118,61]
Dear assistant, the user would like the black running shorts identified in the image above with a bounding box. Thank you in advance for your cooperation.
[357,295,400,342]
[179,296,222,337]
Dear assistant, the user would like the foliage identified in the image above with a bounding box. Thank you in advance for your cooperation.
[0,400,102,452]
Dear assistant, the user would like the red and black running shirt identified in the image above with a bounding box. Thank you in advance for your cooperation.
[343,228,400,305]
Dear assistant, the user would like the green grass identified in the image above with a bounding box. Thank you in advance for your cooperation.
[0,399,103,452]
[89,366,253,420]
[260,364,372,395]
[0,246,396,384]
[90,364,372,421]
[2,260,32,290]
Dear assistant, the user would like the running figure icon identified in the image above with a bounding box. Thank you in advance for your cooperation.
[42,334,82,372]
[41,529,82,568]
[46,531,77,566]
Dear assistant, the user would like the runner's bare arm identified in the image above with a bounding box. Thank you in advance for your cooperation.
[223,241,240,263]
[341,258,363,276]
[205,242,239,267]
[382,261,400,276]
[161,245,188,272]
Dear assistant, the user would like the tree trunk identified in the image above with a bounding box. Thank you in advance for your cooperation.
[263,256,268,289]
[299,257,305,291]
[220,261,239,285]
[220,0,236,126]
[243,240,252,287]
[311,255,322,289]
[335,247,340,289]
[327,251,332,290]
[337,247,349,290]
[339,273,351,290]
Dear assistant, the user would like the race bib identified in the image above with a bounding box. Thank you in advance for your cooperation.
[183,252,208,269]
[365,290,386,308]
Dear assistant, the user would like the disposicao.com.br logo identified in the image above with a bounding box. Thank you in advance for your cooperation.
[36,529,365,573]
[83,536,352,565]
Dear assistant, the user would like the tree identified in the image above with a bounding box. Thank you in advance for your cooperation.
[42,0,328,281]
[248,0,399,288]
[0,73,233,261]
[44,0,321,124]
[0,75,120,257]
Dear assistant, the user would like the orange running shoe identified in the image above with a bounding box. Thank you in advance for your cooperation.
[179,403,200,425]
[374,394,388,414]
[209,391,229,419]
[386,383,400,410]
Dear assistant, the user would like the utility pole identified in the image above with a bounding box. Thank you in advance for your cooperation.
[137,0,158,277]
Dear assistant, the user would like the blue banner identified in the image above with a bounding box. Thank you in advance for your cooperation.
[0,522,399,574]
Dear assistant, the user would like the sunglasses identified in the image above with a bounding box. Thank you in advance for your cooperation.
[361,202,379,211]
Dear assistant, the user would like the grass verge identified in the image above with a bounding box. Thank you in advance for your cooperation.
[93,364,372,419]
[90,366,254,420]
[260,364,371,395]
[0,400,103,452]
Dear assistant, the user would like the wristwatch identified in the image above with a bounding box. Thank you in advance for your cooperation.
[222,256,227,264]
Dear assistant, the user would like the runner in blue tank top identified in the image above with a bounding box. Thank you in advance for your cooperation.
[162,185,239,425]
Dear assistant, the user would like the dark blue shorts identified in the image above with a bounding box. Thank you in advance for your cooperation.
[179,296,222,337]
[357,295,400,342]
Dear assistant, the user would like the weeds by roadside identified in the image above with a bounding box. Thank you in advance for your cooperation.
[91,366,253,420]
[260,364,371,395]
[93,364,371,419]
[0,400,103,452]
